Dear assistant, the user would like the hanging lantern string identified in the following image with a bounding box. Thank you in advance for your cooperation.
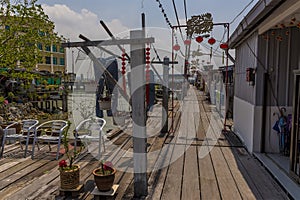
[172,31,185,57]
[155,0,172,29]
[173,31,179,46]
[145,44,151,104]
[121,48,127,94]
[213,27,228,55]
[201,41,223,57]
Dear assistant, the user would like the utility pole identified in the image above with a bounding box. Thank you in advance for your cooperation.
[161,57,169,135]
[130,29,148,198]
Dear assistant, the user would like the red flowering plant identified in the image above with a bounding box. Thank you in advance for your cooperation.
[96,160,114,175]
[58,121,83,171]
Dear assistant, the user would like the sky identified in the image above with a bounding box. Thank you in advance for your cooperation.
[36,0,258,76]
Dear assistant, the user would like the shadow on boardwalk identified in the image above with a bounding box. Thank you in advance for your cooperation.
[0,87,288,200]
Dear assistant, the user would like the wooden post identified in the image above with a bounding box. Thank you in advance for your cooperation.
[130,30,148,197]
[62,86,68,112]
[161,57,169,135]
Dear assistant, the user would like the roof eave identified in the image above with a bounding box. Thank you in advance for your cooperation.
[229,0,284,48]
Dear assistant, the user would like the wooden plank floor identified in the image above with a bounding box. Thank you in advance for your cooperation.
[0,87,289,200]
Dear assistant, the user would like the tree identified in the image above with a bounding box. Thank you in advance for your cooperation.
[0,0,63,71]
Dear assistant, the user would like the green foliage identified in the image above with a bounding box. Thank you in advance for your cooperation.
[0,0,64,70]
[62,120,83,168]
[7,91,14,98]
[0,96,4,104]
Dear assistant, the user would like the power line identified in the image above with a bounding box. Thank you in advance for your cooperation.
[183,0,188,24]
[151,43,161,62]
[172,0,184,42]
[230,0,255,24]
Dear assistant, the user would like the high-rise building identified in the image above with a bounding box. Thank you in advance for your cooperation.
[36,43,67,73]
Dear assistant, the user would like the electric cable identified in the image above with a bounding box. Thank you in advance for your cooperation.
[172,0,185,42]
[183,0,188,24]
[230,0,255,24]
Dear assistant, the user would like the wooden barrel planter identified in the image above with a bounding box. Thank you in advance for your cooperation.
[59,164,80,190]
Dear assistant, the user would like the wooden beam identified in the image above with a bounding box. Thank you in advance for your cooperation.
[61,38,154,48]
[79,34,124,60]
[100,20,131,61]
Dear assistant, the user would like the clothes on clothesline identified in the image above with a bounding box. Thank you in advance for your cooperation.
[95,58,118,118]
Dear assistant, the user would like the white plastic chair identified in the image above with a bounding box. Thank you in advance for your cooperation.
[73,117,106,158]
[0,119,39,158]
[31,120,68,160]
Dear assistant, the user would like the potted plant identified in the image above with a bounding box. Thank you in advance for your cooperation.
[93,160,116,191]
[7,92,15,103]
[58,121,83,190]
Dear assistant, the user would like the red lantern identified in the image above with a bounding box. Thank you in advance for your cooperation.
[195,36,203,43]
[220,43,228,50]
[184,39,191,45]
[173,44,180,51]
[208,37,216,45]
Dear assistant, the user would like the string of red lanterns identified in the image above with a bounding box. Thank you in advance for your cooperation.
[172,35,229,50]
[145,44,151,104]
[121,48,127,93]
[207,37,216,45]
[220,43,228,50]
[184,39,191,45]
[173,44,180,51]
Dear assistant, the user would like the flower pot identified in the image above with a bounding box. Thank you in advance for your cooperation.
[59,164,80,189]
[93,167,116,191]
[98,99,111,110]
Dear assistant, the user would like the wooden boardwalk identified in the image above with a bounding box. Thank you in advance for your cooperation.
[0,87,288,199]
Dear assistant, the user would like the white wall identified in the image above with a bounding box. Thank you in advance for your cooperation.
[233,96,254,152]
[253,106,262,152]
[233,96,293,153]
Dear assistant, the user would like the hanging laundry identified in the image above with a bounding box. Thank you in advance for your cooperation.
[95,58,119,118]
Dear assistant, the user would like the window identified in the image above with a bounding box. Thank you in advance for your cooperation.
[59,58,65,65]
[37,43,43,50]
[45,56,51,64]
[52,45,57,52]
[45,45,51,51]
[53,57,57,65]
[59,46,64,53]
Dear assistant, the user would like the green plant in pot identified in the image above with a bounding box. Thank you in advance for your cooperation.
[93,160,116,191]
[58,121,83,190]
[7,92,15,103]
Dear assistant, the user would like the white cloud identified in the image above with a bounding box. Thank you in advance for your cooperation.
[42,4,132,73]
[42,4,129,41]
